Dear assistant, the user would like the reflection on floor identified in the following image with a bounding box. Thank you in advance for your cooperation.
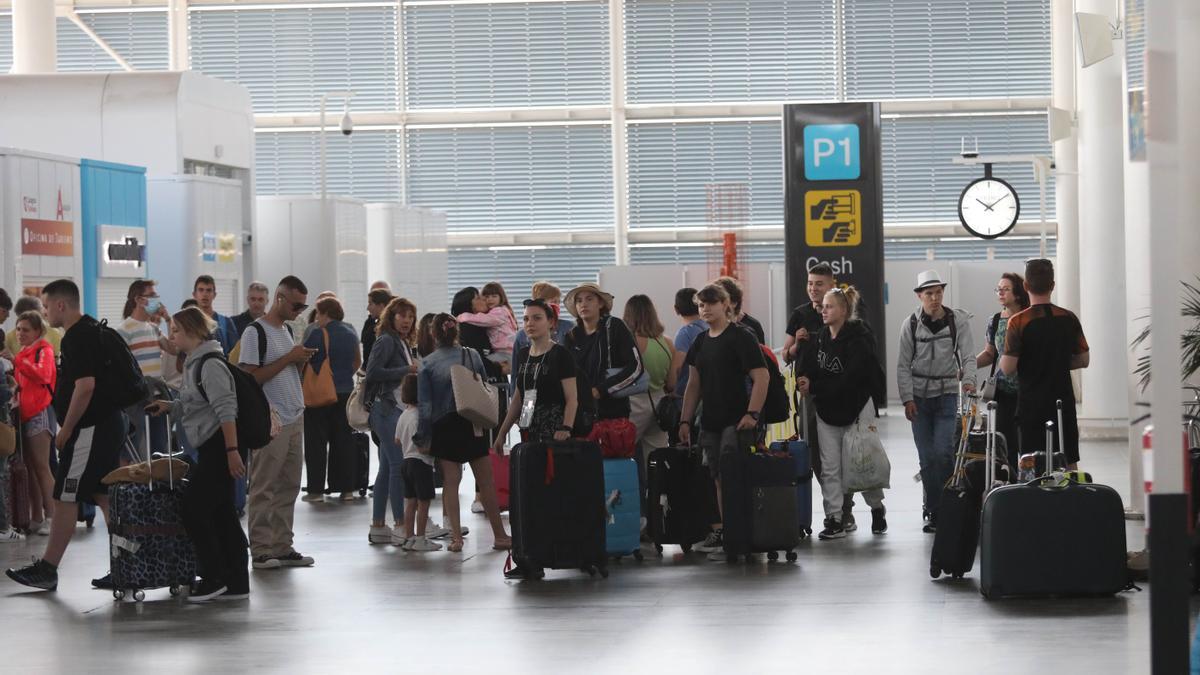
[0,408,1168,674]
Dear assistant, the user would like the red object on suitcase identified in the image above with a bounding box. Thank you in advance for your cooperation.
[586,418,637,459]
[490,451,510,511]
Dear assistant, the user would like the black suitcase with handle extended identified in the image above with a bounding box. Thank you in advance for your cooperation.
[508,440,608,579]
[931,400,1004,579]
[719,450,800,563]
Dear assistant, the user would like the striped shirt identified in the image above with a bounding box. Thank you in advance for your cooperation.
[117,317,163,380]
[238,319,305,426]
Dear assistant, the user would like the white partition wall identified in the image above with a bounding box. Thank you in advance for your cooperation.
[147,175,245,314]
[0,148,84,327]
[367,203,448,315]
[255,196,368,328]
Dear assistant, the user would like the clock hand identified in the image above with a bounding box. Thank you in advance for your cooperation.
[975,198,994,212]
[985,194,1011,210]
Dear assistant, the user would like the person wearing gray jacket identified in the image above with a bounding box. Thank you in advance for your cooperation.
[897,271,976,534]
[148,307,248,602]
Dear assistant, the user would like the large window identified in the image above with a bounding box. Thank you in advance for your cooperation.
[406,124,613,233]
[447,245,616,310]
[57,10,168,72]
[189,4,400,114]
[405,1,609,109]
[843,0,1052,100]
[624,0,838,104]
[255,129,403,203]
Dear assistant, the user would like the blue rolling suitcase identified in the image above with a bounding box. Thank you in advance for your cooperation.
[603,458,643,562]
[768,396,814,538]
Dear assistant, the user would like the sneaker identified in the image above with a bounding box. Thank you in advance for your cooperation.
[391,532,409,548]
[187,578,228,603]
[91,572,114,589]
[694,529,724,553]
[406,536,442,552]
[470,499,485,514]
[276,551,315,567]
[871,508,888,534]
[301,493,324,503]
[252,555,282,570]
[6,559,58,590]
[0,528,25,543]
[28,520,43,534]
[843,513,858,533]
[218,588,250,601]
[36,520,51,536]
[368,525,393,544]
[425,520,451,540]
[818,517,846,540]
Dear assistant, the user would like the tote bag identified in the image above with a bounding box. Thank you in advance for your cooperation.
[841,402,891,492]
[346,370,371,432]
[301,328,339,408]
[451,348,499,428]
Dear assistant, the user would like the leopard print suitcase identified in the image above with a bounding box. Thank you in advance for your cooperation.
[109,481,196,600]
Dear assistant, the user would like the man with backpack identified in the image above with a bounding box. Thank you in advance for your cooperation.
[897,270,976,534]
[7,280,142,590]
[238,276,316,571]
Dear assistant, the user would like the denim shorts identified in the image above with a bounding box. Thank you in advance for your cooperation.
[698,426,757,479]
[23,406,57,439]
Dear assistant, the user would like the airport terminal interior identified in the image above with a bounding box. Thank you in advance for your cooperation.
[0,0,1197,673]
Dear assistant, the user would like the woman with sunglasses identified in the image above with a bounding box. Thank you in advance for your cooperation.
[975,273,1031,470]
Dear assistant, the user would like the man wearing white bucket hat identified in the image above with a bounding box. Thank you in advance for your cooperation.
[897,270,976,534]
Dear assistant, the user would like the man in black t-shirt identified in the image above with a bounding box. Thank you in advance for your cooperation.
[679,284,768,560]
[714,276,766,345]
[7,280,126,592]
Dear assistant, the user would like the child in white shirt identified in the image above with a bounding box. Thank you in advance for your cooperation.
[394,374,441,552]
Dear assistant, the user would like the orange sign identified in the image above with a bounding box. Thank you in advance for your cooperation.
[21,218,75,256]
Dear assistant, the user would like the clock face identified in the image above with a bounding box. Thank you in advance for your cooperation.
[958,177,1020,239]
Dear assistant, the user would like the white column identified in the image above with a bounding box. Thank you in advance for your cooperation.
[167,0,189,71]
[11,0,56,74]
[1075,0,1129,427]
[1051,0,1080,309]
[609,0,630,266]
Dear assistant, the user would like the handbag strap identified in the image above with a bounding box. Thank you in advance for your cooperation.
[987,312,1002,378]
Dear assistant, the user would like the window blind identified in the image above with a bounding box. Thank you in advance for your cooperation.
[255,128,403,203]
[624,0,837,104]
[843,0,1051,100]
[626,120,784,229]
[189,4,400,114]
[445,244,615,313]
[56,10,168,72]
[881,113,1053,224]
[1125,0,1144,90]
[405,124,613,233]
[405,1,609,109]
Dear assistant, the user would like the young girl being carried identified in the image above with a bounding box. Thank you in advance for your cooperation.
[456,281,517,364]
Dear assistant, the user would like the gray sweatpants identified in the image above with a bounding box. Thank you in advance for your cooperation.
[815,402,885,521]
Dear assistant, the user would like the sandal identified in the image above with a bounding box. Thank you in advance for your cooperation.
[448,538,464,553]
[492,536,512,551]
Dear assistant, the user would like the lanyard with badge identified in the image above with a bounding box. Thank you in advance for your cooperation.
[518,352,545,429]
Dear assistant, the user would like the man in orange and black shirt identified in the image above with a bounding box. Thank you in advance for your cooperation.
[999,259,1090,468]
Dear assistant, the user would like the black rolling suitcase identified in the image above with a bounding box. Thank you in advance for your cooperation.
[719,450,800,563]
[508,440,608,579]
[931,400,1003,580]
[980,401,1129,599]
[646,445,718,555]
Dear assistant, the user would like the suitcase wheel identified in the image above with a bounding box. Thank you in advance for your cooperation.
[654,544,664,556]
[584,566,597,577]
[952,573,964,580]
[633,550,644,562]
[785,551,798,563]
[681,543,692,554]
[599,566,609,579]
[169,585,183,597]
[930,566,942,579]
[113,589,124,601]
[133,590,145,602]
[85,517,95,528]
[767,551,779,562]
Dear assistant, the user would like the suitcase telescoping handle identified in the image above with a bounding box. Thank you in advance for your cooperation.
[1044,421,1055,476]
[1055,399,1065,468]
[142,412,177,492]
[985,401,996,495]
[800,394,809,442]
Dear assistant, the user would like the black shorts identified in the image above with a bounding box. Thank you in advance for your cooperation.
[401,458,435,501]
[53,411,125,505]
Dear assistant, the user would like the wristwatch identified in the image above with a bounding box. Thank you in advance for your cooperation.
[557,424,572,433]
[745,411,761,421]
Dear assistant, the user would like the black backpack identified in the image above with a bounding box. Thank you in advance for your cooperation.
[759,345,790,425]
[194,352,274,450]
[96,319,150,409]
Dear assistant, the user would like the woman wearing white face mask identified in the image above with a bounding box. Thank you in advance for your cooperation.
[117,279,178,459]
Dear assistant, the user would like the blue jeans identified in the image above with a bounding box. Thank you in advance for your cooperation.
[370,399,404,523]
[910,394,958,518]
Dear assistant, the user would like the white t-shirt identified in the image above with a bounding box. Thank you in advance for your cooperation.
[238,319,304,426]
[394,407,430,466]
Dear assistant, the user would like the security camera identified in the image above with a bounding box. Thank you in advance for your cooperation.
[339,112,354,137]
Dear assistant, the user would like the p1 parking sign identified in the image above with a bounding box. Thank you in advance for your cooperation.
[803,124,861,181]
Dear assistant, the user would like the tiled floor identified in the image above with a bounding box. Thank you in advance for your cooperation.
[0,409,1171,674]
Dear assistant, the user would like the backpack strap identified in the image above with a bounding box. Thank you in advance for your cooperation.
[193,352,228,402]
[988,312,1002,377]
[908,313,919,362]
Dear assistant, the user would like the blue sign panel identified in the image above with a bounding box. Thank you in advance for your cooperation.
[803,124,861,181]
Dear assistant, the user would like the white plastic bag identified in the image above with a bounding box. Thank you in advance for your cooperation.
[841,402,891,491]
